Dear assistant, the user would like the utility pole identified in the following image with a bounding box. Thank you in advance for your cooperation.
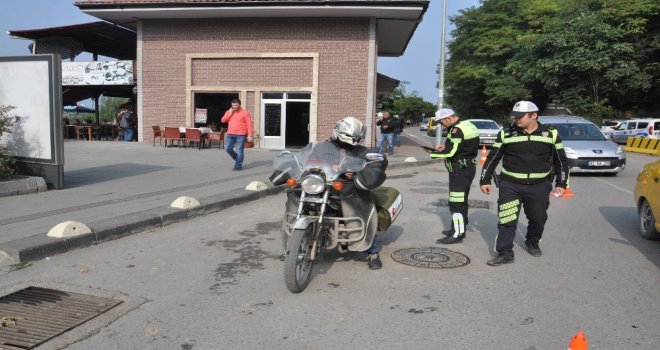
[435,0,448,147]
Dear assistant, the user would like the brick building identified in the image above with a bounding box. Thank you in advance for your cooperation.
[75,0,429,148]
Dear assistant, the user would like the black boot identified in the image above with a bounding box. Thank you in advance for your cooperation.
[486,254,514,266]
[525,240,542,257]
[441,229,455,236]
[435,234,464,244]
[367,253,382,270]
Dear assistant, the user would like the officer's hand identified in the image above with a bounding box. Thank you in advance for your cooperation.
[345,172,353,180]
[435,145,445,151]
[550,187,565,197]
[480,184,492,195]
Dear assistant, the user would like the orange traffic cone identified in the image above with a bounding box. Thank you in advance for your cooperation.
[562,184,575,197]
[568,331,588,350]
[479,146,488,166]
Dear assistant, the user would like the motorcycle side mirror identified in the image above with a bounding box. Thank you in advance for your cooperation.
[365,153,385,162]
[278,150,292,156]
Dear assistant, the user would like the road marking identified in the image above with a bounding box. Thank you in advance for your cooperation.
[589,177,633,195]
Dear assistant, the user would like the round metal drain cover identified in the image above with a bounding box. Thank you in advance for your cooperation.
[391,247,470,269]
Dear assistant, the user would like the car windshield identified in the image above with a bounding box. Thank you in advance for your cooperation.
[471,120,499,129]
[549,123,606,141]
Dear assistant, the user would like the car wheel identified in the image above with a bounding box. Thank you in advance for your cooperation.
[639,199,660,240]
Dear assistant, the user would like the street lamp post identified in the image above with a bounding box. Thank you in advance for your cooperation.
[435,0,448,147]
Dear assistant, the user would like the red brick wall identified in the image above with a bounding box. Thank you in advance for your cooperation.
[141,17,370,144]
[192,58,314,87]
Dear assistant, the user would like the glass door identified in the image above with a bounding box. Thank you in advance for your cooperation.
[261,99,285,149]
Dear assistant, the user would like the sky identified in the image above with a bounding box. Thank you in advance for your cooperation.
[1,0,481,104]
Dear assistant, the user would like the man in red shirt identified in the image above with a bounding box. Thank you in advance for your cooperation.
[221,99,254,171]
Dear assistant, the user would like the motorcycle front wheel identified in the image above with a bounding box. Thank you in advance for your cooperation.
[284,225,315,293]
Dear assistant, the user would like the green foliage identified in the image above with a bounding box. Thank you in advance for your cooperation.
[100,96,130,123]
[0,105,18,180]
[445,0,660,120]
[378,82,436,123]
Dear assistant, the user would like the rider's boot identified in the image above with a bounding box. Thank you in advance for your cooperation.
[367,253,382,270]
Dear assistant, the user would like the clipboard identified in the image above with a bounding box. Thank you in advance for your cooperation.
[420,146,436,153]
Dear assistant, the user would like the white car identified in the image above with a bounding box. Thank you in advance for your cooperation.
[539,116,626,174]
[469,119,501,147]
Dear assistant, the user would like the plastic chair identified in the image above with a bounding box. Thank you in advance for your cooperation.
[207,130,225,150]
[163,127,184,148]
[185,128,204,150]
[152,125,163,147]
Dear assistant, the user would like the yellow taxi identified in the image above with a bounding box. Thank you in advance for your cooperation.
[634,159,660,240]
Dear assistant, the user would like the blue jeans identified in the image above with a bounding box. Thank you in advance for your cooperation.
[123,128,134,141]
[225,134,247,169]
[376,133,394,153]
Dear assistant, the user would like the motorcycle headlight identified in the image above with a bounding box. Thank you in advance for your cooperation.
[301,174,325,194]
[564,147,578,159]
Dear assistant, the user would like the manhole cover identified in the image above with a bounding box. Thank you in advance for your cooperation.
[0,286,122,349]
[391,247,470,269]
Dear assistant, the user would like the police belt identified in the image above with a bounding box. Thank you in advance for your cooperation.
[445,158,477,172]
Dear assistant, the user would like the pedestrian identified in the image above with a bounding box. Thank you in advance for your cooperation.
[393,114,403,147]
[118,107,134,141]
[428,109,480,244]
[375,111,397,155]
[479,101,569,266]
[221,99,254,171]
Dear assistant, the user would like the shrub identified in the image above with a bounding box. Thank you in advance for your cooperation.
[0,105,18,180]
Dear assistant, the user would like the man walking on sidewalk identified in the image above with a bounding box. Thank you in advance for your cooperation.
[221,99,254,171]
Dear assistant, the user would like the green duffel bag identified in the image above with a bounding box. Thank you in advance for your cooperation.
[371,186,403,232]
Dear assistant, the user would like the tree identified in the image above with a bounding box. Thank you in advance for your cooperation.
[0,105,18,180]
[445,0,660,120]
[378,82,436,123]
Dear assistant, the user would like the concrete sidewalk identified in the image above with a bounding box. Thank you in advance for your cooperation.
[0,130,437,263]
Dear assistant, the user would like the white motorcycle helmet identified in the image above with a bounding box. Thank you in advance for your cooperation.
[331,116,366,146]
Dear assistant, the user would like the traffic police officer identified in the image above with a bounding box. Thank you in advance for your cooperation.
[479,101,569,266]
[430,109,480,244]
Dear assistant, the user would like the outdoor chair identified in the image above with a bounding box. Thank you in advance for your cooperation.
[152,125,164,146]
[185,128,205,150]
[163,127,184,148]
[207,130,225,150]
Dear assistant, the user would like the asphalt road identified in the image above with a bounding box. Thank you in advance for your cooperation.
[0,152,658,349]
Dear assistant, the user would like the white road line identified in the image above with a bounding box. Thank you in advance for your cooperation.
[589,177,634,195]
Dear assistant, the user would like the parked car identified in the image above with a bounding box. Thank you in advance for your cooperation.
[420,117,429,131]
[634,160,660,240]
[599,119,625,138]
[469,119,501,147]
[610,119,660,144]
[539,115,626,174]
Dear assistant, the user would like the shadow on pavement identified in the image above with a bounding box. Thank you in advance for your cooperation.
[64,163,172,187]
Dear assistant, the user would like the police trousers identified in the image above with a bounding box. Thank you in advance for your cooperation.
[495,179,552,256]
[447,164,476,235]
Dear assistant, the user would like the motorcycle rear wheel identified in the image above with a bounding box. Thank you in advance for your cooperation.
[284,225,315,293]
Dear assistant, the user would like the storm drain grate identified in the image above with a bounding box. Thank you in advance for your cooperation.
[0,286,122,349]
[391,247,470,269]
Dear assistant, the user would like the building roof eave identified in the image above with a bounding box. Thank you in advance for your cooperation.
[75,1,429,57]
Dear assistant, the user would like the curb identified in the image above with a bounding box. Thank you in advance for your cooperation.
[0,159,438,263]
[0,176,47,198]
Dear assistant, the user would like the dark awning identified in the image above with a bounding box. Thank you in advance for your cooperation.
[8,21,136,60]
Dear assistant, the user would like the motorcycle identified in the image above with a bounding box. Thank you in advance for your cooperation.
[270,142,403,293]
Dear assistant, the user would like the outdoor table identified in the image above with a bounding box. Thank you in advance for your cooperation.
[74,125,93,141]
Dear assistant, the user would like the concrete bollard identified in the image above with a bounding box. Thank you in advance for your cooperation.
[170,196,200,209]
[47,221,92,238]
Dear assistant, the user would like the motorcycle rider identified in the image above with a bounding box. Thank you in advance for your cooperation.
[280,117,388,269]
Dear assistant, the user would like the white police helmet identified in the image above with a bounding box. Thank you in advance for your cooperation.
[331,117,366,146]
